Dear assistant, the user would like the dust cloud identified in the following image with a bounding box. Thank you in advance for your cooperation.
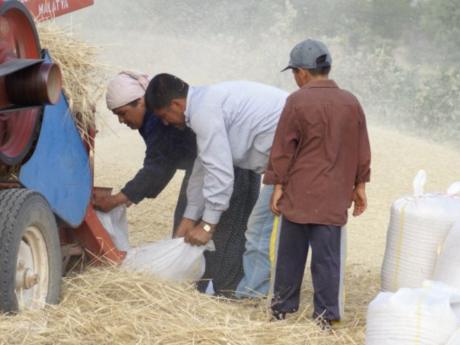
[58,0,460,142]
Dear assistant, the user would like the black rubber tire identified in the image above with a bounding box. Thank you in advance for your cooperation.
[0,189,62,313]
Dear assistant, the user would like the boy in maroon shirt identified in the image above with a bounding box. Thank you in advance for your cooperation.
[264,38,371,326]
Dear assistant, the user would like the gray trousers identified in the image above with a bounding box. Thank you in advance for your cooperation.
[271,218,344,321]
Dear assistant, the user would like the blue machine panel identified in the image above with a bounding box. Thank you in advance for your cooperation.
[19,92,92,227]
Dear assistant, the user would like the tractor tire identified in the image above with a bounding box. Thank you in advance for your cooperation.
[0,189,62,313]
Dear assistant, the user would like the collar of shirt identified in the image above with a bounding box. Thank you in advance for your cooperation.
[302,79,338,89]
[139,111,161,138]
[184,86,197,128]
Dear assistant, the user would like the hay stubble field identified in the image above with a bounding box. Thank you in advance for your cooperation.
[2,126,458,345]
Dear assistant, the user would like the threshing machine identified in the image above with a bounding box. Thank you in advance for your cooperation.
[0,0,125,313]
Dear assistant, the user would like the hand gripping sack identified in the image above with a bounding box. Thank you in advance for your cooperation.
[433,221,460,289]
[381,171,460,291]
[95,206,130,251]
[121,238,214,282]
[366,282,460,345]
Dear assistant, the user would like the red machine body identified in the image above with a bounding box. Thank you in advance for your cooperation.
[18,0,93,21]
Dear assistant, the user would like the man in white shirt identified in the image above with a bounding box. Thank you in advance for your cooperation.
[145,74,288,297]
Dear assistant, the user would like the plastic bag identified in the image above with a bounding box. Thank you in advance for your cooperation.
[95,206,130,251]
[381,170,460,291]
[366,281,460,345]
[121,238,215,282]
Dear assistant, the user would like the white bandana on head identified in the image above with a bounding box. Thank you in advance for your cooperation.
[105,71,150,110]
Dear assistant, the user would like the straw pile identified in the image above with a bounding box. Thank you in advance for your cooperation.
[0,265,375,345]
[1,128,459,344]
[37,23,107,137]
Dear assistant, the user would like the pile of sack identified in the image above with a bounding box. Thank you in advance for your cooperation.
[366,171,460,345]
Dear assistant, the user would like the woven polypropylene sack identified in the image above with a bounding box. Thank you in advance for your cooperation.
[122,238,214,282]
[366,282,460,345]
[433,221,460,289]
[446,328,460,345]
[381,170,460,292]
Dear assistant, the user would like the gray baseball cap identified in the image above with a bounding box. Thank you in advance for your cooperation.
[282,38,332,72]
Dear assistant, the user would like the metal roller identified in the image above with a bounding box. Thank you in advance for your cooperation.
[0,1,44,165]
[6,61,62,106]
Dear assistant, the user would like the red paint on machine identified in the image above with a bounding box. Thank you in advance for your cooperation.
[18,0,94,21]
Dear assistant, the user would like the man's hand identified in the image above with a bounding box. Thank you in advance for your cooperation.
[92,192,130,212]
[185,222,215,246]
[174,218,196,238]
[352,183,367,217]
[270,184,283,216]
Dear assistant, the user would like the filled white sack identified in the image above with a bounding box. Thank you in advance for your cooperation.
[95,205,130,251]
[433,221,460,290]
[366,281,460,345]
[122,238,214,283]
[381,170,460,291]
[446,328,460,345]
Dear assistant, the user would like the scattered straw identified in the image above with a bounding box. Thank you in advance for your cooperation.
[37,23,108,138]
[0,265,376,345]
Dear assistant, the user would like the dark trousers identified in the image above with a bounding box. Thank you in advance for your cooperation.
[271,218,343,321]
[173,167,260,296]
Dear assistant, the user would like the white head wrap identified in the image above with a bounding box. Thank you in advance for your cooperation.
[105,71,150,110]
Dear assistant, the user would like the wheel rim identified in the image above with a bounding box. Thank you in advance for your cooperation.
[15,225,49,310]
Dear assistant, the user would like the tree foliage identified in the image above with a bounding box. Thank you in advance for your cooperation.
[143,0,460,142]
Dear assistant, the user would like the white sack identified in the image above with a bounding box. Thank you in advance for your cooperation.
[366,282,460,345]
[446,328,460,345]
[122,238,214,283]
[95,206,130,251]
[381,170,460,291]
[433,221,460,290]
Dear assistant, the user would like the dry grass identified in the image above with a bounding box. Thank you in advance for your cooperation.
[1,125,458,344]
[37,23,108,138]
[0,265,376,345]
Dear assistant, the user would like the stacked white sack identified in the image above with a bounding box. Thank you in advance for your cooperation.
[381,171,460,292]
[434,220,460,289]
[366,282,460,345]
[446,328,460,345]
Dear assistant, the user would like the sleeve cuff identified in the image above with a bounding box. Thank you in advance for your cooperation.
[183,205,203,221]
[263,171,281,185]
[121,186,141,204]
[202,208,223,225]
[355,171,371,185]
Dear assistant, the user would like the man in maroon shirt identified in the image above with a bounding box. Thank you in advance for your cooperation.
[264,38,371,326]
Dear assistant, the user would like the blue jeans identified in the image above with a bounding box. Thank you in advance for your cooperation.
[235,184,274,298]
